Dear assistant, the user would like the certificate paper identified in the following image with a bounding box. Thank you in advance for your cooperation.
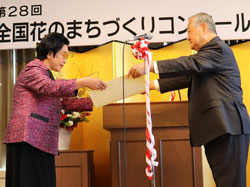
[88,76,145,108]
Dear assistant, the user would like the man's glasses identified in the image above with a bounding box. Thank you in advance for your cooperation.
[57,51,69,59]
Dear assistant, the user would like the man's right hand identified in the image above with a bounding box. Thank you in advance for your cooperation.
[127,63,145,79]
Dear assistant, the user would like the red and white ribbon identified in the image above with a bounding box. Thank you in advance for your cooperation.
[169,91,176,101]
[131,39,158,180]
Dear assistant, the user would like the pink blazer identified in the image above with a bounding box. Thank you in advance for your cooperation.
[3,59,93,155]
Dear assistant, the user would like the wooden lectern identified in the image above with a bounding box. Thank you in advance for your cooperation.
[103,101,203,187]
[55,150,94,187]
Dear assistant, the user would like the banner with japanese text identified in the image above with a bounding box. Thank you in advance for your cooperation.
[0,0,250,49]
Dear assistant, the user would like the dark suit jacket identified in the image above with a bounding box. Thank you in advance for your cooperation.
[157,36,250,146]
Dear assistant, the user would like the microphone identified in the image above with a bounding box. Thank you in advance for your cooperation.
[127,32,153,41]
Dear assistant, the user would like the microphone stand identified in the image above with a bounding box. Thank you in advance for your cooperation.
[151,164,156,187]
[126,36,157,187]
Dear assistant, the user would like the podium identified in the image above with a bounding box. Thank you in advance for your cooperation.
[55,150,94,187]
[103,101,203,187]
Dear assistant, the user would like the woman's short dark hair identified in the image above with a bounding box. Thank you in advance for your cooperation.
[36,33,70,60]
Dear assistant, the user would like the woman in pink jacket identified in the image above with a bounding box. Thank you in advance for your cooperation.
[3,33,107,187]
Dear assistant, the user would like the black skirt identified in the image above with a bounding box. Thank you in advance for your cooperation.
[5,142,56,187]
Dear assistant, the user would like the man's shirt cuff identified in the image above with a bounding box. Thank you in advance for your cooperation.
[153,61,159,74]
[154,80,160,91]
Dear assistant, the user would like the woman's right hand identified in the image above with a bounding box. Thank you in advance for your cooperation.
[76,77,107,90]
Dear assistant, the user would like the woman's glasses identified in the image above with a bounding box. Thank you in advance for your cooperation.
[57,51,69,59]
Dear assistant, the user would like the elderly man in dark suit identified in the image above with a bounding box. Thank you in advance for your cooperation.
[128,12,250,187]
[4,33,107,187]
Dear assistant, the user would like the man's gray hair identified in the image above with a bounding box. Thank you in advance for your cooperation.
[189,12,217,34]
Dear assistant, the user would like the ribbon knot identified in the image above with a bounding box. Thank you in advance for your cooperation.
[131,39,149,60]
